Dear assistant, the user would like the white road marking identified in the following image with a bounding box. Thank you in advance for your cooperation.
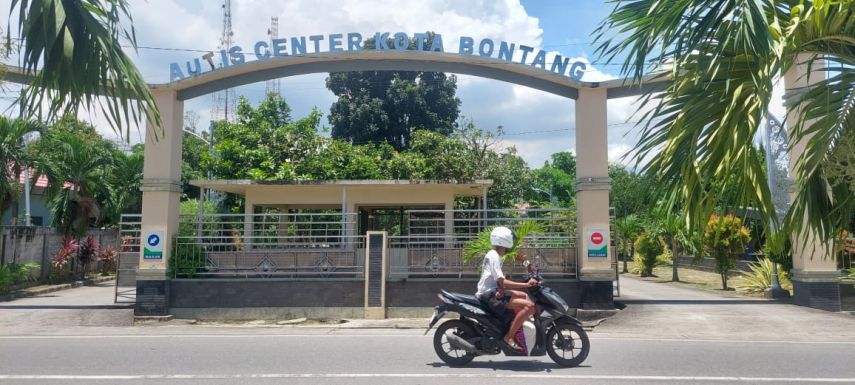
[0,373,853,382]
[1,334,855,345]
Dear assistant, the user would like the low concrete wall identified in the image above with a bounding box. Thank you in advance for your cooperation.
[169,278,585,320]
[676,255,754,273]
[385,278,582,308]
[170,279,365,308]
[841,280,855,312]
[0,226,120,280]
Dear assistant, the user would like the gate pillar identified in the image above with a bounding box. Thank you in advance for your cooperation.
[364,231,388,319]
[575,88,614,309]
[136,89,183,317]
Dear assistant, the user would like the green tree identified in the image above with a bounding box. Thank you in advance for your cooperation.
[0,117,51,221]
[703,214,751,290]
[595,1,855,243]
[634,231,663,277]
[609,163,656,219]
[326,33,461,150]
[10,0,158,138]
[615,214,644,273]
[40,130,114,236]
[651,209,698,282]
[105,144,143,222]
[531,152,576,207]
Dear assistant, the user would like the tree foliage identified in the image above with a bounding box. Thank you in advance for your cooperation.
[9,0,159,139]
[326,33,461,150]
[595,1,855,245]
[703,214,751,290]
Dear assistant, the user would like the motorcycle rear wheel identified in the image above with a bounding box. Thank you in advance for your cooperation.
[546,321,589,367]
[433,320,476,366]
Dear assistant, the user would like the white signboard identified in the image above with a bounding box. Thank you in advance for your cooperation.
[143,231,165,260]
[586,228,608,258]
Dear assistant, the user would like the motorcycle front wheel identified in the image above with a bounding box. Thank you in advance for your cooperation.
[433,320,476,366]
[546,321,589,367]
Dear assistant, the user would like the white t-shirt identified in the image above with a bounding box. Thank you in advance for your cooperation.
[476,250,505,297]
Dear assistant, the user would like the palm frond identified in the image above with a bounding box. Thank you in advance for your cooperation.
[10,0,160,140]
[596,0,781,237]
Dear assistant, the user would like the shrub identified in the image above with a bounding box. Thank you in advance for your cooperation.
[736,257,792,293]
[0,262,40,294]
[98,246,118,275]
[168,243,203,278]
[634,232,664,277]
[51,237,78,282]
[703,214,750,290]
[77,235,100,273]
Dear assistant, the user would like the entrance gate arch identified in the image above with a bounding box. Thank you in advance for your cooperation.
[136,49,657,316]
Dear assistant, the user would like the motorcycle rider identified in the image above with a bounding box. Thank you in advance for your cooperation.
[475,226,539,351]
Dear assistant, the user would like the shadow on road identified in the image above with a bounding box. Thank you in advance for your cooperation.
[427,361,590,372]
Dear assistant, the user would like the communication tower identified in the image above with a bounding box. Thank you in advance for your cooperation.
[266,17,281,96]
[211,0,237,122]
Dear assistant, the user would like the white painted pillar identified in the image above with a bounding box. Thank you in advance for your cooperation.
[575,88,614,307]
[444,197,454,248]
[785,54,840,310]
[244,196,254,250]
[139,89,184,273]
[136,89,183,317]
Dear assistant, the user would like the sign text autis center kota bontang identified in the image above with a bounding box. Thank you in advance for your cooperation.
[169,32,588,82]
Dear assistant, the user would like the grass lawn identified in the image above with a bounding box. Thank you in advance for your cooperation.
[622,264,785,298]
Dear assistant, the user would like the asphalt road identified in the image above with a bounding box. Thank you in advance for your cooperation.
[1,329,854,384]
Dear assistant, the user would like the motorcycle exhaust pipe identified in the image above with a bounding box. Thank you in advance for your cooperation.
[446,334,478,354]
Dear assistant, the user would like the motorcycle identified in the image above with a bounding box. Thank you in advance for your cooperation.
[425,260,590,367]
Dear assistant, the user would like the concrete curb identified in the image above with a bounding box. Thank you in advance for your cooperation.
[0,276,115,302]
[161,316,607,331]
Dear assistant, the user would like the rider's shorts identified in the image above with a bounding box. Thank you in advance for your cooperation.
[479,289,511,317]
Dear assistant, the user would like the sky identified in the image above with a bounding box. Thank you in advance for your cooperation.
[0,0,786,168]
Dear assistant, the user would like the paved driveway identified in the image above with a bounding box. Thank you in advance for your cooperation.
[596,274,855,341]
[0,281,132,335]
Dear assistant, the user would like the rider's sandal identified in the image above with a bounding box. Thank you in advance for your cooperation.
[504,338,523,351]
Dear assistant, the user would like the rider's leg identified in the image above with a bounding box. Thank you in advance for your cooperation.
[504,295,534,347]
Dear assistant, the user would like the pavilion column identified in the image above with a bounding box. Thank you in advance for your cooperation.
[574,88,614,309]
[136,89,183,317]
[785,54,840,311]
[444,197,454,248]
[244,196,255,250]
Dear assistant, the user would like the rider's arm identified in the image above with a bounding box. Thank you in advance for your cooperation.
[498,277,537,290]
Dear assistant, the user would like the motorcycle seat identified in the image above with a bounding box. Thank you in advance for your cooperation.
[440,290,484,307]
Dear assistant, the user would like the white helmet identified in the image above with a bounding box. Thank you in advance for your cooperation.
[490,226,514,248]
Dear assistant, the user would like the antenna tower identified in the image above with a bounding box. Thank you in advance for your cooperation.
[266,17,281,96]
[211,0,237,122]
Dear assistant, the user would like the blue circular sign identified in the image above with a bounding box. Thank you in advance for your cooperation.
[147,234,160,247]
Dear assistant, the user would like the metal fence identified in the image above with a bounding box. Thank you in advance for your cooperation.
[173,212,364,278]
[121,208,579,280]
[388,208,577,279]
[115,214,140,303]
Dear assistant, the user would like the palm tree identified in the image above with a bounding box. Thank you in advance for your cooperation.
[0,116,52,220]
[651,209,698,282]
[595,1,854,243]
[9,0,160,139]
[615,214,644,273]
[44,131,113,236]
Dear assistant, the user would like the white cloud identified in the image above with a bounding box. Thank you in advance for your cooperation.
[0,0,650,167]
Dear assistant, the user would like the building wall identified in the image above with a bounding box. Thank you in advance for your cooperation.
[1,192,52,226]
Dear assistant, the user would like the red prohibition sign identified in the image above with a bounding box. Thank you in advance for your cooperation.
[591,232,603,245]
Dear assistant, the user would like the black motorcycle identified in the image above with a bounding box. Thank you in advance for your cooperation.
[424,266,590,367]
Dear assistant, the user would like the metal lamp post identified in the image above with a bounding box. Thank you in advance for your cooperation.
[764,114,790,299]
